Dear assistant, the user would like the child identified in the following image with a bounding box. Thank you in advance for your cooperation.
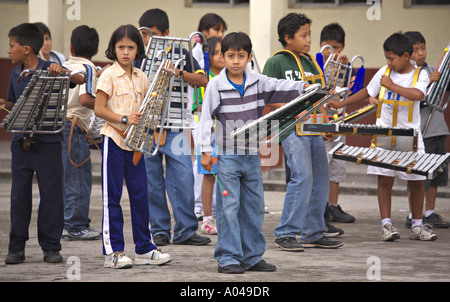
[403,31,449,228]
[199,32,309,273]
[138,8,211,247]
[35,22,66,65]
[61,25,101,241]
[328,32,437,241]
[95,24,171,268]
[320,23,356,224]
[193,37,225,235]
[192,13,227,222]
[3,23,83,264]
[262,13,343,252]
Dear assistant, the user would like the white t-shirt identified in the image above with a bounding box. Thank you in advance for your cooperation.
[367,64,429,131]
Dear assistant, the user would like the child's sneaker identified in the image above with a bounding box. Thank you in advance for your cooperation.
[134,249,172,266]
[381,224,400,241]
[409,224,437,241]
[201,217,217,235]
[104,251,133,269]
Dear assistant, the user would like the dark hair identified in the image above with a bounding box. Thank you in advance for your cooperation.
[105,24,146,61]
[71,25,99,58]
[383,32,413,57]
[139,8,169,34]
[207,36,222,64]
[34,22,51,38]
[404,31,426,45]
[197,13,227,33]
[9,23,44,55]
[278,13,312,47]
[320,23,345,45]
[221,32,252,56]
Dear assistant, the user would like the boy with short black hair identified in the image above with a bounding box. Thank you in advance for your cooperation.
[3,23,84,264]
[403,31,450,228]
[328,32,437,241]
[199,32,310,273]
[263,13,343,252]
[61,25,101,241]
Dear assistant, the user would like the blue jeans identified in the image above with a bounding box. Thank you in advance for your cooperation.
[145,131,198,243]
[214,151,266,269]
[61,120,92,232]
[275,133,329,243]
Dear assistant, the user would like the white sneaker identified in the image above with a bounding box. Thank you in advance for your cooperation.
[381,224,400,241]
[201,217,217,235]
[134,249,172,266]
[410,224,438,241]
[104,251,133,269]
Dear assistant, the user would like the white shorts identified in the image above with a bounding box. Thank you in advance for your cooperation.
[325,136,346,183]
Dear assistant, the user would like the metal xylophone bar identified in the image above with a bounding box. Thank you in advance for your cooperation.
[1,69,74,135]
[125,59,175,156]
[302,123,416,137]
[330,142,450,179]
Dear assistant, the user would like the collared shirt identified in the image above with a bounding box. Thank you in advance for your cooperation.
[64,56,98,131]
[96,61,150,150]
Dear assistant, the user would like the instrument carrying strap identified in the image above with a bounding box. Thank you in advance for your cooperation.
[272,50,327,135]
[375,66,421,148]
[110,124,143,166]
[67,116,91,168]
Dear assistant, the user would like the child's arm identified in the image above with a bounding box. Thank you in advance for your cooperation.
[380,75,425,101]
[176,69,208,88]
[79,94,96,110]
[328,87,371,109]
[94,90,142,125]
[200,153,213,173]
[48,63,85,85]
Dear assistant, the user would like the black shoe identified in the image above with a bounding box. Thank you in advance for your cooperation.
[153,234,169,246]
[405,216,412,228]
[247,260,277,272]
[423,213,450,228]
[177,233,211,246]
[274,237,304,252]
[325,222,344,237]
[218,264,244,274]
[302,236,343,249]
[327,205,355,223]
[43,250,63,263]
[5,250,25,264]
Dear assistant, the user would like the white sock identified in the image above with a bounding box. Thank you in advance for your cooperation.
[203,216,212,223]
[424,210,435,217]
[411,219,422,228]
[381,218,392,227]
[408,213,412,219]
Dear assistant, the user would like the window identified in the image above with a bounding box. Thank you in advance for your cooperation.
[410,0,450,5]
[291,0,368,6]
[188,0,249,5]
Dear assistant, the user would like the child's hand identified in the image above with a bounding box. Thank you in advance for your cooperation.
[48,63,64,75]
[429,71,440,84]
[368,97,378,105]
[380,75,394,89]
[327,99,342,109]
[201,153,213,172]
[127,112,142,125]
[323,133,334,141]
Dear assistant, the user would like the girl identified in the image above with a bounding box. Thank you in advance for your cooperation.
[95,24,171,269]
[193,37,225,235]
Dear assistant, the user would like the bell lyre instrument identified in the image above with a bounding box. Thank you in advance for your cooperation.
[1,69,86,136]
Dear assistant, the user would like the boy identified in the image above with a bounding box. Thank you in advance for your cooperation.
[3,23,84,264]
[262,13,343,252]
[328,32,437,241]
[138,9,211,246]
[199,32,309,273]
[320,23,356,224]
[403,31,449,228]
[61,25,101,241]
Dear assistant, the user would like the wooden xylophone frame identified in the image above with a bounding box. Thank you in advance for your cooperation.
[330,142,450,180]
